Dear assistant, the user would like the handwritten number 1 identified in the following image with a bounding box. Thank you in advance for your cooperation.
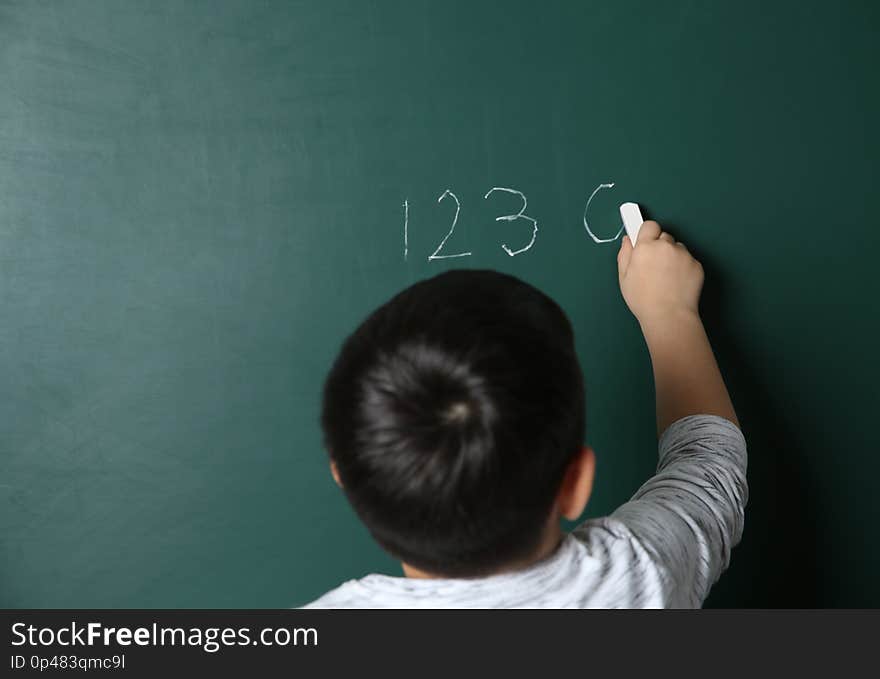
[403,199,409,261]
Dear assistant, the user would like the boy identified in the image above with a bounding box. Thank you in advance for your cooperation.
[306,220,747,608]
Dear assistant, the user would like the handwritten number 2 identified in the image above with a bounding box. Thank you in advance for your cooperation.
[484,187,537,257]
[428,189,472,261]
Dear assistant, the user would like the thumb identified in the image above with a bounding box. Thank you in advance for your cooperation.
[617,234,633,281]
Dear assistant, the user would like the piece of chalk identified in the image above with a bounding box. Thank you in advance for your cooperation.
[619,202,644,245]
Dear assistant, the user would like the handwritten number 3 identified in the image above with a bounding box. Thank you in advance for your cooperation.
[484,187,538,257]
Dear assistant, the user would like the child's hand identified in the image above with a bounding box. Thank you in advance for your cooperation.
[617,221,704,327]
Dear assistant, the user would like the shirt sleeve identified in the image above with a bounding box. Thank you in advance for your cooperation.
[607,414,748,607]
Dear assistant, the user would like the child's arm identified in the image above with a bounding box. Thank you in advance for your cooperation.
[580,221,747,606]
[617,221,738,434]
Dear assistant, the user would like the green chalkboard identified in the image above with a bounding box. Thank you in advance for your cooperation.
[1,1,878,607]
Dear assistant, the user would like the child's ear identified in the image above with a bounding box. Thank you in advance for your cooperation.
[330,460,343,488]
[557,446,596,521]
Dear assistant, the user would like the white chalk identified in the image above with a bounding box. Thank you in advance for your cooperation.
[619,202,644,245]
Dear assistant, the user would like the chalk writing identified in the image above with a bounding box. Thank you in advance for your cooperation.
[582,182,623,243]
[405,182,622,261]
[428,189,472,261]
[403,199,409,261]
[484,187,538,257]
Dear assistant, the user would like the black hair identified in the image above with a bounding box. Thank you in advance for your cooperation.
[321,269,585,576]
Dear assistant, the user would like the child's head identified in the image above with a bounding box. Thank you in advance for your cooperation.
[321,269,592,577]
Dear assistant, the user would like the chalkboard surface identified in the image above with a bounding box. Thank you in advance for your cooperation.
[1,1,878,607]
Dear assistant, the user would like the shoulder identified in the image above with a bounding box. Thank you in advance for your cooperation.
[300,578,376,609]
[568,518,676,607]
[570,517,663,569]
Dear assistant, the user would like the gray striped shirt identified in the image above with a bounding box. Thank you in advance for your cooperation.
[304,415,747,608]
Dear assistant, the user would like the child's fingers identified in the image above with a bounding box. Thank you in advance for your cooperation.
[637,220,662,242]
[617,234,633,279]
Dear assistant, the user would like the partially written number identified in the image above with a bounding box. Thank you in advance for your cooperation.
[403,182,626,261]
